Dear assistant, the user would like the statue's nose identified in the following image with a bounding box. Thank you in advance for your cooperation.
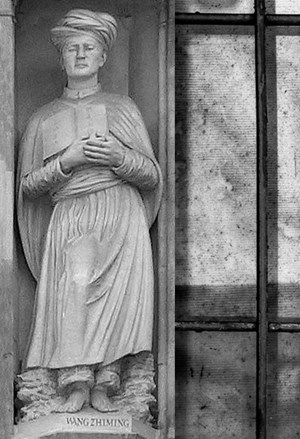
[76,47,86,58]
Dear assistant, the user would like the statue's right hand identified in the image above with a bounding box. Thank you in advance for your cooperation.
[59,138,89,173]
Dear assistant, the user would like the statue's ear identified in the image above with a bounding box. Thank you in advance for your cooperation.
[99,51,107,68]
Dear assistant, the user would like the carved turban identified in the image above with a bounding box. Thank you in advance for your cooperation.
[50,9,118,52]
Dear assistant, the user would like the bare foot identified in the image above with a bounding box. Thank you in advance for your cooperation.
[56,382,90,413]
[91,387,119,413]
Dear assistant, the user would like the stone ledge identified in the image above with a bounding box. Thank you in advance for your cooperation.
[13,408,159,439]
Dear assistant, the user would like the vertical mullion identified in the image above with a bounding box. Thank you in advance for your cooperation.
[255,0,268,438]
[0,1,15,436]
[158,1,175,438]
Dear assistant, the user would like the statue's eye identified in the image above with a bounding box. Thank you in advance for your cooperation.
[67,47,77,52]
[86,46,94,51]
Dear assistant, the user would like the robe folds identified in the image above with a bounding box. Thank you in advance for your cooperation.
[17,88,163,370]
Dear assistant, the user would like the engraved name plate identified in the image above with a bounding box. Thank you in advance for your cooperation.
[63,412,132,433]
[14,410,133,438]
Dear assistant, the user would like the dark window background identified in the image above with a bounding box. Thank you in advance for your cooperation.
[175,1,300,438]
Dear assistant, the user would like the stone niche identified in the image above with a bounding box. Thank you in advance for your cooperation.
[4,0,174,438]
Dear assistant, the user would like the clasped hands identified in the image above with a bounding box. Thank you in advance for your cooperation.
[60,133,125,174]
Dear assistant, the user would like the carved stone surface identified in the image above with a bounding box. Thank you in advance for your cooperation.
[17,353,156,425]
[0,4,15,438]
[16,368,62,422]
[16,7,162,428]
[14,407,157,439]
[112,353,156,423]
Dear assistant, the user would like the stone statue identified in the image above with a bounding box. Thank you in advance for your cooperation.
[17,9,162,422]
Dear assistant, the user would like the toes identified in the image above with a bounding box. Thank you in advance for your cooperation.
[55,404,67,413]
[65,404,79,413]
[55,400,85,413]
[106,403,119,413]
[90,388,119,413]
[107,407,119,413]
[91,401,118,413]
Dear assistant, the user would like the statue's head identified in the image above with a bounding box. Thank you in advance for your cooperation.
[50,9,118,81]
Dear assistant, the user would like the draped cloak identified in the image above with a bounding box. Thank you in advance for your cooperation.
[17,89,163,370]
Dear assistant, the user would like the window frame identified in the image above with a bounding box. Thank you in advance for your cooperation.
[175,2,300,438]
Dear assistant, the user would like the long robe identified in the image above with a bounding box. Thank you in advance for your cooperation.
[17,87,163,369]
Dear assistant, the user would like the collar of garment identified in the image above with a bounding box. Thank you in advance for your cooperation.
[63,83,101,100]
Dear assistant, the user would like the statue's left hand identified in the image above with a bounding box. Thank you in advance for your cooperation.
[84,134,125,168]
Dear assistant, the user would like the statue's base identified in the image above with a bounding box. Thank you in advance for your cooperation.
[14,408,159,439]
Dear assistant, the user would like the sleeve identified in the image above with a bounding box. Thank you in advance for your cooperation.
[21,156,72,199]
[111,147,159,190]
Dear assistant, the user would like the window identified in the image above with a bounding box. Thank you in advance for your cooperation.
[176,1,300,438]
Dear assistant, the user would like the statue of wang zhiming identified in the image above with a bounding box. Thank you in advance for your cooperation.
[17,9,162,422]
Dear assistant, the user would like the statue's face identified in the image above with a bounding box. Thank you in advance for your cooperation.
[61,34,107,80]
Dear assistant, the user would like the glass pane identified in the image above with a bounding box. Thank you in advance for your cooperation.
[176,0,254,14]
[267,29,300,320]
[268,333,300,438]
[176,331,256,439]
[266,0,300,14]
[176,26,256,318]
